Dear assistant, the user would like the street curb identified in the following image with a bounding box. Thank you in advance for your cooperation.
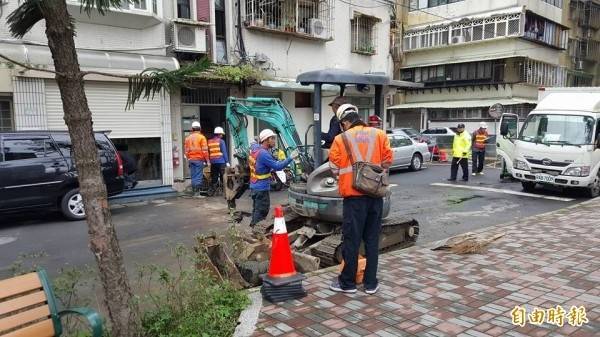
[236,196,600,336]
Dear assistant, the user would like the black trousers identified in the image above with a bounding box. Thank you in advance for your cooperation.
[472,150,485,173]
[339,196,383,290]
[210,163,225,189]
[450,157,469,180]
[250,190,270,225]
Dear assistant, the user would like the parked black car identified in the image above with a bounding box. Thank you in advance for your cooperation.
[0,131,124,220]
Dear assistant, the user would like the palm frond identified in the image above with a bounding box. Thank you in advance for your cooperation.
[80,0,133,16]
[126,58,212,109]
[6,0,44,39]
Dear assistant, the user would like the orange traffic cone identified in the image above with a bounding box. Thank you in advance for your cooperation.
[439,149,448,162]
[432,145,439,161]
[260,206,307,302]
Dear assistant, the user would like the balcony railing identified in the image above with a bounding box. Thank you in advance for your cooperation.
[569,38,600,63]
[570,0,600,30]
[244,0,335,41]
[518,58,567,87]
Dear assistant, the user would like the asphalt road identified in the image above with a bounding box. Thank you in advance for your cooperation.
[0,164,588,279]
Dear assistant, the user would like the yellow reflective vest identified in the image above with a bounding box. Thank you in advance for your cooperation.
[452,131,472,159]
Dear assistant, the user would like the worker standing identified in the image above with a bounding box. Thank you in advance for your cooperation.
[208,127,230,194]
[321,96,348,148]
[249,129,296,227]
[328,104,392,295]
[471,122,489,176]
[448,123,472,182]
[184,121,209,197]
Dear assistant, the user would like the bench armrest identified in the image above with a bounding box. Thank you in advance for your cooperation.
[58,307,104,337]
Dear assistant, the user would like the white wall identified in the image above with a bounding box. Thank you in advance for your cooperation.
[0,0,167,56]
[229,0,393,79]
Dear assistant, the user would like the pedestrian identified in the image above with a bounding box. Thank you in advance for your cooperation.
[321,96,348,148]
[471,122,489,176]
[448,123,472,182]
[184,121,209,197]
[208,126,230,194]
[328,104,393,295]
[116,144,137,189]
[249,129,297,226]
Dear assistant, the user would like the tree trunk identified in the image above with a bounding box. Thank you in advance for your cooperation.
[39,2,140,336]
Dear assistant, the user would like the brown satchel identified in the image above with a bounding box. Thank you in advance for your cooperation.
[341,131,388,198]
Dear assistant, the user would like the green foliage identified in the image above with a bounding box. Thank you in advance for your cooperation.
[127,58,212,108]
[6,0,44,39]
[138,244,249,337]
[9,251,48,276]
[208,65,266,84]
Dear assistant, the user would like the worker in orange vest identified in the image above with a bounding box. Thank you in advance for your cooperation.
[184,121,209,197]
[472,122,489,176]
[328,104,393,295]
[208,126,230,194]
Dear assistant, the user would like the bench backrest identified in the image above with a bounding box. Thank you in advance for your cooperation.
[0,270,60,337]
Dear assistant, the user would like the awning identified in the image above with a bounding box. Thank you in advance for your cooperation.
[0,41,179,73]
[259,79,344,92]
[403,52,526,69]
[388,98,536,110]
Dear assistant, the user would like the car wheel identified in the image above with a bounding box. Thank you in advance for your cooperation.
[409,153,423,171]
[61,189,86,221]
[521,181,536,193]
[585,172,600,198]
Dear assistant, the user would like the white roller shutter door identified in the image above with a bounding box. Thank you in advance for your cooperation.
[46,80,161,138]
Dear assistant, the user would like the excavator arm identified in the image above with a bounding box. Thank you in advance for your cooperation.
[224,97,314,208]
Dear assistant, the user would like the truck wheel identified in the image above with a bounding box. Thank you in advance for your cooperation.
[409,153,423,171]
[61,189,86,221]
[585,173,600,198]
[521,181,536,193]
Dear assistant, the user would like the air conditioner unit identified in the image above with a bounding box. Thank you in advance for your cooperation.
[309,19,328,39]
[450,35,465,44]
[172,22,206,53]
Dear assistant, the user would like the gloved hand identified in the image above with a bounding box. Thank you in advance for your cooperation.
[226,163,231,167]
[290,149,300,160]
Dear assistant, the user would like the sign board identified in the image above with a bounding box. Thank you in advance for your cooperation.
[489,103,503,118]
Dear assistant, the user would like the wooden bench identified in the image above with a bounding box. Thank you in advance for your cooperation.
[0,269,103,337]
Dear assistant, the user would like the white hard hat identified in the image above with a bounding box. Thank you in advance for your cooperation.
[259,129,276,142]
[480,122,488,129]
[191,121,201,128]
[336,103,359,121]
[214,126,225,135]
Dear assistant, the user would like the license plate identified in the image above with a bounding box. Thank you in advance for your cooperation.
[535,174,555,183]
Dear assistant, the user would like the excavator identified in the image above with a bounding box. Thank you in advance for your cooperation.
[223,69,420,267]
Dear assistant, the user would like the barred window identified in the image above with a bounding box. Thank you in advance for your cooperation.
[351,14,379,55]
[244,0,334,40]
[0,99,13,132]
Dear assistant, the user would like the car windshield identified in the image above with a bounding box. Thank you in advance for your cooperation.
[519,114,595,146]
[402,128,419,137]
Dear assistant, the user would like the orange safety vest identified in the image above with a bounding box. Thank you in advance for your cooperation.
[248,149,271,183]
[208,137,223,160]
[473,130,488,150]
[328,125,393,198]
[184,132,208,161]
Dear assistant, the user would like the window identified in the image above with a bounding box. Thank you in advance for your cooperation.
[2,138,48,161]
[295,92,313,108]
[177,0,192,19]
[215,0,227,63]
[244,0,334,40]
[351,14,379,55]
[51,134,73,158]
[542,0,562,8]
[410,0,463,10]
[0,99,13,131]
[404,13,522,51]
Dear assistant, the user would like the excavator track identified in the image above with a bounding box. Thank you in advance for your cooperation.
[310,216,419,267]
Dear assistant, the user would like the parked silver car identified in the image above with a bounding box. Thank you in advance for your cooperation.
[388,133,431,171]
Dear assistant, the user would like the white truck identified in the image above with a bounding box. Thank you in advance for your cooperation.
[498,87,600,197]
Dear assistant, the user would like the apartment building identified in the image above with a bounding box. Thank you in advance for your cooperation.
[566,0,600,86]
[0,0,178,186]
[389,0,597,133]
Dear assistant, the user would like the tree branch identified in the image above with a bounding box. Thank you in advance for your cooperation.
[0,52,65,76]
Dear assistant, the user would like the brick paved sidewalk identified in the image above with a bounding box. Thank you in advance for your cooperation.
[251,199,600,337]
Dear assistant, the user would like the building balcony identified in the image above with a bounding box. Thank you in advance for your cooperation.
[66,0,162,29]
[569,38,600,63]
[570,0,600,30]
[243,0,335,41]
